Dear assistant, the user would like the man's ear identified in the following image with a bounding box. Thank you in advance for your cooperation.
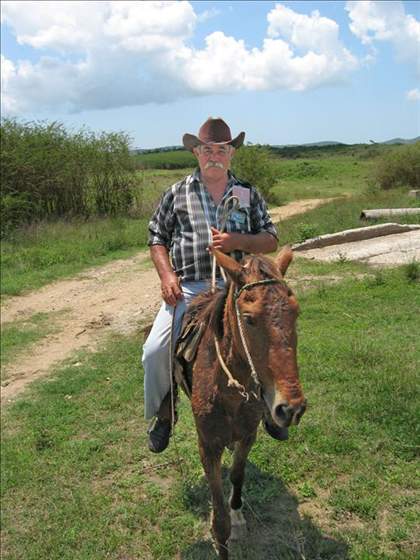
[275,245,293,277]
[209,247,243,284]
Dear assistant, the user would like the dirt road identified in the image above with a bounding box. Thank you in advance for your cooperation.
[1,198,333,403]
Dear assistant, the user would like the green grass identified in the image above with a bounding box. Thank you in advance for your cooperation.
[1,312,64,379]
[1,264,418,559]
[134,150,196,170]
[271,154,376,201]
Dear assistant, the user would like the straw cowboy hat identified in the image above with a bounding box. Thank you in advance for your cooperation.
[182,117,245,152]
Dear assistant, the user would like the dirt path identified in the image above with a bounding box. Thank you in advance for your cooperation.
[1,198,334,404]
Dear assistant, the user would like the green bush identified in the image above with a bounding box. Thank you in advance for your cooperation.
[232,145,278,202]
[0,192,36,237]
[372,142,420,190]
[0,119,137,235]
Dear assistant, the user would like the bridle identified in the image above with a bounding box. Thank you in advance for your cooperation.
[214,278,283,401]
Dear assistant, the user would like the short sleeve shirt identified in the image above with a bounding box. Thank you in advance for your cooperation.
[148,169,278,281]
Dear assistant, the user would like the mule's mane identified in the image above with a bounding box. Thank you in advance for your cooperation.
[186,287,227,340]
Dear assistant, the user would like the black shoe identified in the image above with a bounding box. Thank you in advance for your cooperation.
[148,418,172,453]
[263,420,289,441]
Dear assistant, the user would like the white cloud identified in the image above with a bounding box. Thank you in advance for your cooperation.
[182,31,357,93]
[197,8,221,23]
[1,1,359,115]
[103,1,196,51]
[1,1,107,52]
[267,4,342,52]
[407,88,420,101]
[346,1,420,73]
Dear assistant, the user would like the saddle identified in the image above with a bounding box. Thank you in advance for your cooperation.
[173,306,207,399]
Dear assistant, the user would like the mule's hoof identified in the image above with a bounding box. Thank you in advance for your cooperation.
[229,507,247,541]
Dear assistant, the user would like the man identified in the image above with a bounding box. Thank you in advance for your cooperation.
[143,117,285,453]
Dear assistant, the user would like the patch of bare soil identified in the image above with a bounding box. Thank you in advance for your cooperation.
[1,198,333,404]
[269,197,337,222]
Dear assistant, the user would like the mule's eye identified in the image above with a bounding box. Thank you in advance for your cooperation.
[243,314,256,326]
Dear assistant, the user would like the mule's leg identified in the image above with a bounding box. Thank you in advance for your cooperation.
[229,434,256,540]
[198,443,230,560]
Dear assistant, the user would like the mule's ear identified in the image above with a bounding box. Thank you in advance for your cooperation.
[275,245,293,277]
[209,247,243,283]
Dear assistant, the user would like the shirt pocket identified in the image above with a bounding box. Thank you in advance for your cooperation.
[227,208,251,233]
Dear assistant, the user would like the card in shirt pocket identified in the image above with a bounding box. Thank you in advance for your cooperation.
[232,185,250,208]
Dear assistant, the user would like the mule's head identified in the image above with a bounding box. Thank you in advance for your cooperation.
[211,246,306,428]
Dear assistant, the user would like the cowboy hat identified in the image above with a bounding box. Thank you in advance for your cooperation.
[182,117,245,152]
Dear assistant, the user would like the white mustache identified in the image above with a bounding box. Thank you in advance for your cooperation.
[205,161,224,169]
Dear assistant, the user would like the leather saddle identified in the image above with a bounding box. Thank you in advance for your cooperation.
[173,309,206,399]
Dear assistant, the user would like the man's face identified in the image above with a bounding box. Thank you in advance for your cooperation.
[194,144,234,178]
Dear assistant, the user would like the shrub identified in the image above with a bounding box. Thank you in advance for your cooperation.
[231,145,278,202]
[0,192,36,237]
[297,223,319,242]
[372,142,420,190]
[0,118,136,235]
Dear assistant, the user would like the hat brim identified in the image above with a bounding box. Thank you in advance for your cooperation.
[182,131,245,152]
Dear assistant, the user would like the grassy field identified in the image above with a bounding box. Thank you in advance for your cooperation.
[134,150,196,169]
[3,143,419,298]
[271,155,376,202]
[1,262,418,560]
[133,144,389,202]
[2,182,418,297]
[2,139,419,559]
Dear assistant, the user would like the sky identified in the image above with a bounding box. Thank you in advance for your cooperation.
[1,0,419,148]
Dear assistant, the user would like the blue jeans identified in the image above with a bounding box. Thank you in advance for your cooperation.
[142,279,224,419]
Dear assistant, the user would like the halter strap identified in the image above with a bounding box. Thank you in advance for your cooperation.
[234,278,282,300]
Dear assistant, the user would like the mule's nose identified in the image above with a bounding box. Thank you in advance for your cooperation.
[275,400,307,426]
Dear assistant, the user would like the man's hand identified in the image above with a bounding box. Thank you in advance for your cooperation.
[160,272,183,306]
[210,227,239,253]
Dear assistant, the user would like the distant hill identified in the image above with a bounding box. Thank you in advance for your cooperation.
[274,137,419,148]
[380,137,420,145]
[130,137,419,154]
[272,141,345,148]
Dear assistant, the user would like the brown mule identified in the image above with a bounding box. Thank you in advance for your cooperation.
[176,247,306,559]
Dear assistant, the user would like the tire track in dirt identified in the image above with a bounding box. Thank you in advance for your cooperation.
[1,197,335,404]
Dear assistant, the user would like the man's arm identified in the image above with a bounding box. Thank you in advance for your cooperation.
[150,245,183,306]
[148,186,182,306]
[210,227,277,254]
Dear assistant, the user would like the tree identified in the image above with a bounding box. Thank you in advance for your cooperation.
[231,145,278,203]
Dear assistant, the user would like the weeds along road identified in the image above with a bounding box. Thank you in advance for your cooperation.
[1,198,333,404]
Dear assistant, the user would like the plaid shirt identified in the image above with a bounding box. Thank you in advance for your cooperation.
[148,169,278,281]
